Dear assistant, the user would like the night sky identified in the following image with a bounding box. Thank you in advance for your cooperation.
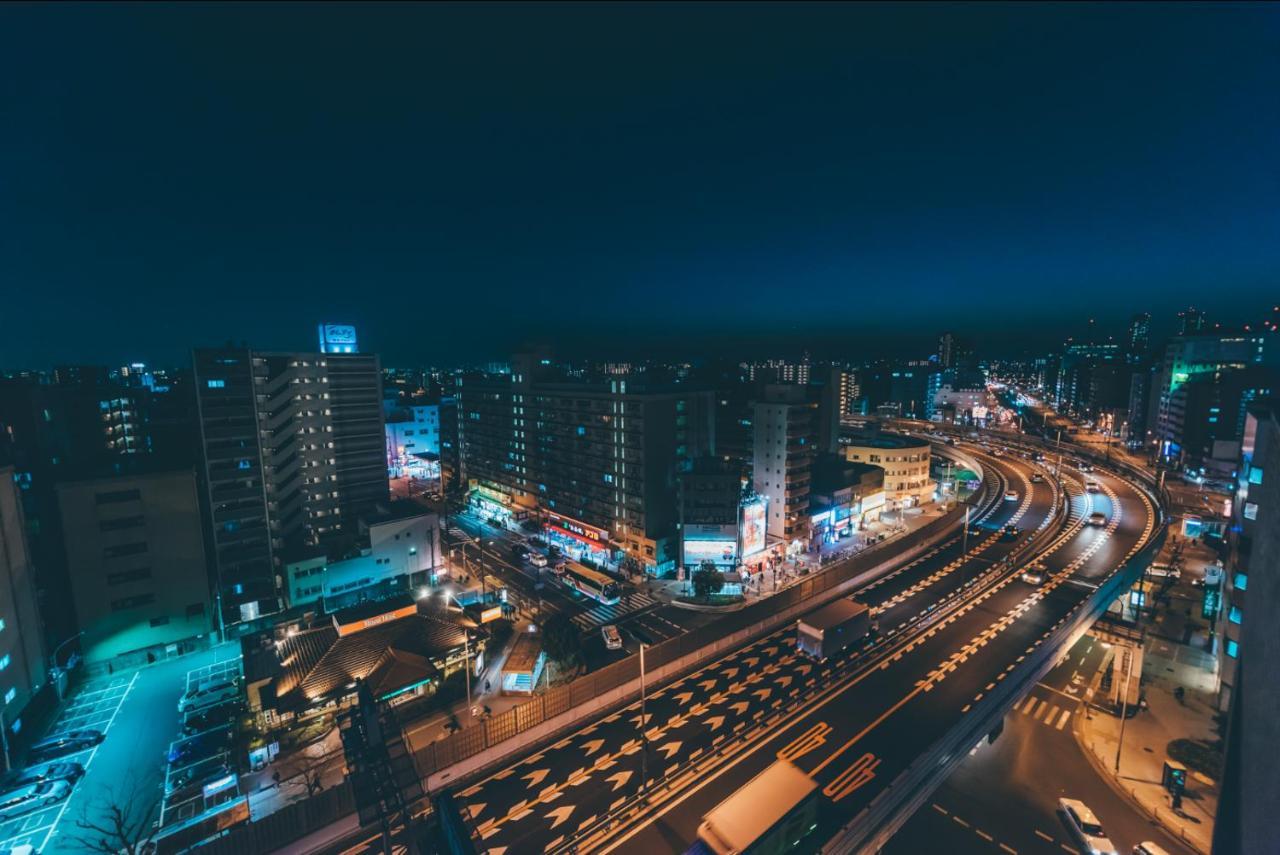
[2,3,1277,368]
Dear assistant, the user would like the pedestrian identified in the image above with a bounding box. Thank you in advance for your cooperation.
[272,770,281,787]
[484,679,491,694]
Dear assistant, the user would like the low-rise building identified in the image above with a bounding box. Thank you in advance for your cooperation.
[282,501,443,609]
[0,465,49,751]
[841,427,933,509]
[241,596,478,723]
[808,455,886,546]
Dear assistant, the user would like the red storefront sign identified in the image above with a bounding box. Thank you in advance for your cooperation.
[546,512,608,546]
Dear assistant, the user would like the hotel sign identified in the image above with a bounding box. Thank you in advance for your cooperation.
[335,602,418,636]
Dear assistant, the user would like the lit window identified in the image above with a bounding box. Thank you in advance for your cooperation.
[206,379,226,388]
[1229,606,1242,625]
[1248,467,1264,485]
[1244,503,1258,521]
[1234,572,1247,591]
[2,688,13,705]
[1226,640,1239,658]
[0,655,9,671]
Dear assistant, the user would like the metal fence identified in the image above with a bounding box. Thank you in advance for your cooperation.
[408,503,972,783]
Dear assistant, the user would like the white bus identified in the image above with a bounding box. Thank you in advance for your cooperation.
[555,562,622,605]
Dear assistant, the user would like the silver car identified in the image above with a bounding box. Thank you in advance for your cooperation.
[0,779,72,820]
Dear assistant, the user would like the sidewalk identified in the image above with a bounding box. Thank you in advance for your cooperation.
[1075,538,1224,855]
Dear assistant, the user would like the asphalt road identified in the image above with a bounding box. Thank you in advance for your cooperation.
[454,451,1087,853]
[600,465,1155,855]
[887,633,1192,855]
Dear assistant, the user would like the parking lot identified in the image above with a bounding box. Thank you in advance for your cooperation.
[0,671,137,853]
[159,657,244,828]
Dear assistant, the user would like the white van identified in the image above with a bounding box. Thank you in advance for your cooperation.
[528,553,548,568]
[1059,798,1117,855]
[178,679,241,714]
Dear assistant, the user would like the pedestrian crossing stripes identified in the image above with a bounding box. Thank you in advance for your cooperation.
[1014,694,1072,730]
[570,590,662,629]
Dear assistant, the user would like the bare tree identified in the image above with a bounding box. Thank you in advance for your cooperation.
[67,775,160,855]
[285,747,344,799]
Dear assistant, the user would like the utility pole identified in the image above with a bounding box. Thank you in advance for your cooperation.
[1114,646,1135,773]
[639,643,649,790]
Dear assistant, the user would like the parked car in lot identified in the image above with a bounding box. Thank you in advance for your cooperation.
[28,730,103,763]
[3,762,84,789]
[1087,511,1108,527]
[182,700,243,736]
[0,779,72,820]
[179,679,241,713]
[601,624,623,651]
[167,726,234,766]
[1058,797,1117,855]
[166,761,234,798]
[0,844,36,855]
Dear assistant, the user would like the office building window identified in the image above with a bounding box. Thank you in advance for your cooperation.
[107,568,152,586]
[1227,639,1239,658]
[0,655,9,671]
[1234,572,1247,591]
[1248,467,1264,485]
[103,542,148,559]
[1229,605,1242,625]
[111,594,156,611]
[2,688,13,705]
[206,379,226,388]
[98,515,145,532]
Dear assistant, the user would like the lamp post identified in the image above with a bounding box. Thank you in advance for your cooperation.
[50,631,84,702]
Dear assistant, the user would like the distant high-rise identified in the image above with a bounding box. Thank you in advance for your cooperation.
[1127,312,1152,357]
[193,346,387,630]
[1178,307,1206,336]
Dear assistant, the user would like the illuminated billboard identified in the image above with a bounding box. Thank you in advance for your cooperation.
[684,539,738,568]
[318,324,358,354]
[740,498,767,557]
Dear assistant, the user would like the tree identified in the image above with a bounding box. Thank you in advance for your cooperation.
[541,612,584,672]
[67,775,160,855]
[692,562,725,601]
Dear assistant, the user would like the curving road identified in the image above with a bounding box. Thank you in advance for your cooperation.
[455,451,1089,853]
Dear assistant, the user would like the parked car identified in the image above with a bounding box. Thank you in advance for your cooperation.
[166,761,233,797]
[28,730,103,763]
[5,762,84,788]
[601,625,623,651]
[0,779,72,820]
[178,679,241,713]
[0,844,36,855]
[182,700,242,736]
[167,727,233,766]
[1058,798,1117,855]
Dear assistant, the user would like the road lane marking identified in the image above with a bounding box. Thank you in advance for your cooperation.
[1035,829,1054,841]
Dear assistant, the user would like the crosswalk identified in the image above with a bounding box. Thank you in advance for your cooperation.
[570,589,663,629]
[1012,693,1073,731]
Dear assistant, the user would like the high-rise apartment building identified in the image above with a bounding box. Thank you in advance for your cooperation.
[752,384,834,544]
[0,465,49,763]
[1214,401,1279,855]
[193,347,387,629]
[459,364,714,571]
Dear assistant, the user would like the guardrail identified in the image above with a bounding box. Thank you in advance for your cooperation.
[824,454,1167,853]
[417,446,993,793]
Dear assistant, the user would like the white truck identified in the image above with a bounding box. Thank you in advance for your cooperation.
[694,759,818,855]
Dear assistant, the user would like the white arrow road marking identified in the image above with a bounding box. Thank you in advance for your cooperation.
[546,805,576,830]
[606,770,634,791]
[580,738,606,756]
[521,768,550,788]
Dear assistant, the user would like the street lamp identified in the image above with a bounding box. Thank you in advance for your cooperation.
[50,631,84,702]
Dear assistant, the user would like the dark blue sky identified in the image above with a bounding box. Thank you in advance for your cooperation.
[2,3,1277,367]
